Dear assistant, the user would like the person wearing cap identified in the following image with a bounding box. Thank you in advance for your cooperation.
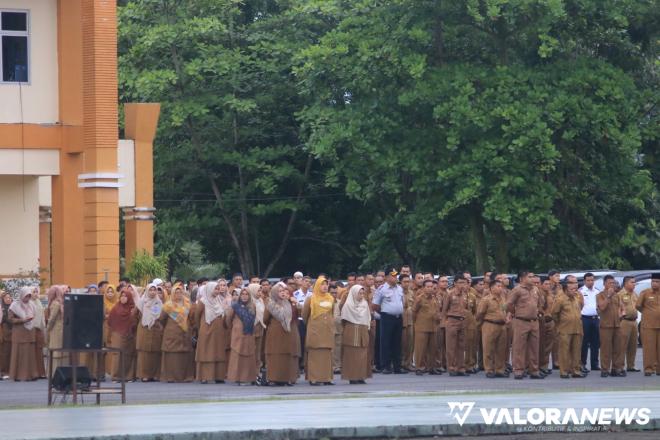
[636,273,660,376]
[618,276,640,372]
[372,268,407,374]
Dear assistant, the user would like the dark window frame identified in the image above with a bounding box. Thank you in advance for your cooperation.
[0,9,30,84]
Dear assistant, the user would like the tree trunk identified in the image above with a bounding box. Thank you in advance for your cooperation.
[491,224,510,273]
[469,208,489,274]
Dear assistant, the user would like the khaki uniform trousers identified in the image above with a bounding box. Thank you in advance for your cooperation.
[402,324,414,370]
[512,318,539,375]
[413,330,437,372]
[539,319,555,370]
[445,318,466,373]
[481,322,506,374]
[435,327,446,369]
[641,327,660,374]
[599,326,623,372]
[619,319,638,370]
[558,332,582,376]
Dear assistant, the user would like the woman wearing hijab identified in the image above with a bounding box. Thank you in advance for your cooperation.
[87,284,98,295]
[103,284,119,373]
[263,283,297,385]
[302,276,335,385]
[135,284,164,382]
[107,287,138,382]
[194,280,231,383]
[159,283,195,382]
[340,285,371,384]
[28,286,47,379]
[248,283,266,374]
[1,292,13,378]
[226,287,257,385]
[46,285,67,371]
[8,287,39,381]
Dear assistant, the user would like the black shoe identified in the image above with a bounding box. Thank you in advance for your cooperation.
[456,371,466,376]
[495,372,509,378]
[381,369,392,375]
[627,368,641,372]
[572,373,586,378]
[514,375,524,380]
[486,372,495,378]
[325,381,335,385]
[553,364,560,370]
[644,372,652,377]
[310,381,321,386]
[393,370,408,374]
[600,371,609,378]
[415,370,425,376]
[591,366,601,371]
[540,368,551,375]
[358,380,367,384]
[580,366,589,374]
[349,380,358,384]
[560,374,570,379]
[449,371,457,377]
[432,368,443,375]
[530,374,544,379]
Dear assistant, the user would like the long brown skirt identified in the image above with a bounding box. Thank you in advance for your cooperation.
[290,356,300,383]
[227,350,256,383]
[341,345,369,381]
[110,350,136,381]
[160,352,194,382]
[0,340,11,374]
[35,329,46,377]
[255,334,264,371]
[9,342,39,381]
[137,351,161,380]
[266,353,293,383]
[305,348,333,383]
[196,361,227,382]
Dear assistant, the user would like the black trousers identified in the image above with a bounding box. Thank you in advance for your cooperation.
[379,312,403,371]
[581,316,600,368]
[298,319,307,368]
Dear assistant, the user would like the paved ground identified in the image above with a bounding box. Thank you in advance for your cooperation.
[0,391,658,440]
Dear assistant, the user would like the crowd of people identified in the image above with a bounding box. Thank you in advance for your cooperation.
[0,267,659,386]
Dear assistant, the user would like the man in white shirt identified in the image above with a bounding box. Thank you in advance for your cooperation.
[579,272,600,372]
[294,275,312,307]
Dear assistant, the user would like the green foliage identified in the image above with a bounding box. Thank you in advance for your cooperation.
[171,241,229,281]
[124,250,169,287]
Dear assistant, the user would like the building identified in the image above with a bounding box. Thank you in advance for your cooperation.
[0,0,159,287]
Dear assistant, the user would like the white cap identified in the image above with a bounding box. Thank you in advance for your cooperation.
[152,278,164,286]
[293,271,303,278]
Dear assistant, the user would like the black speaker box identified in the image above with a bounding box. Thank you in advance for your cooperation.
[62,294,103,350]
[52,366,92,391]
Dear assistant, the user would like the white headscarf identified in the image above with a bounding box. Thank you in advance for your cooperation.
[340,284,370,329]
[31,286,45,331]
[10,286,36,330]
[200,282,228,325]
[247,283,265,328]
[136,283,162,329]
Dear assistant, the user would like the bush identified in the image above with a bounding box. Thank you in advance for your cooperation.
[124,250,168,286]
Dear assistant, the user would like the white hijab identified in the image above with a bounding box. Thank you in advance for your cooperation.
[200,282,228,325]
[136,284,162,329]
[340,284,371,329]
[9,287,36,330]
[247,283,265,328]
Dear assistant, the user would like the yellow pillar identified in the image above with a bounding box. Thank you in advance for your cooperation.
[79,0,120,286]
[123,103,160,266]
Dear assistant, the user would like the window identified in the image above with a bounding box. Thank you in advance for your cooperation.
[0,10,29,83]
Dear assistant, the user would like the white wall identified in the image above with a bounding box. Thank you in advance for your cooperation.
[0,0,58,124]
[118,139,135,208]
[0,175,39,275]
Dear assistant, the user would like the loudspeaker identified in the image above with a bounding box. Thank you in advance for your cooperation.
[52,366,92,392]
[63,294,103,350]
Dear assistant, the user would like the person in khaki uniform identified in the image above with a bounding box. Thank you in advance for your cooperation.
[330,282,343,374]
[302,276,336,385]
[435,276,449,372]
[548,270,563,369]
[596,274,624,377]
[494,273,513,371]
[507,272,544,379]
[636,273,660,376]
[551,276,585,378]
[465,287,479,374]
[413,279,440,375]
[475,280,508,378]
[538,277,555,375]
[401,274,415,372]
[442,274,469,376]
[473,278,486,371]
[618,277,640,372]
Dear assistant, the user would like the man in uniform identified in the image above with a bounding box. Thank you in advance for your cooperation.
[548,270,563,369]
[435,275,449,372]
[507,272,544,379]
[443,274,469,376]
[596,274,624,377]
[400,274,415,372]
[579,273,601,372]
[618,276,640,372]
[372,268,407,374]
[465,279,479,374]
[476,279,509,378]
[413,279,441,374]
[538,277,556,375]
[636,273,660,376]
[551,275,585,378]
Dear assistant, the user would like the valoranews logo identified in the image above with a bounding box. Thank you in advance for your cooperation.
[447,402,651,427]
